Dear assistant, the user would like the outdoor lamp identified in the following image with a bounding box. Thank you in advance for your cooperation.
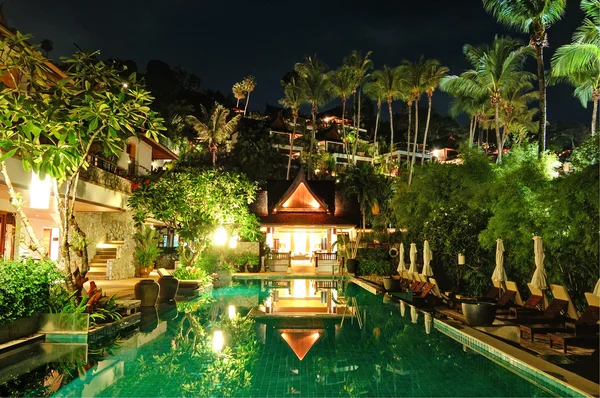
[212,330,224,352]
[213,226,227,246]
[229,235,238,249]
[458,253,465,265]
[228,305,236,319]
[30,172,51,209]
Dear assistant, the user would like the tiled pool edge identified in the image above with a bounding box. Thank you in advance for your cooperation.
[434,319,596,397]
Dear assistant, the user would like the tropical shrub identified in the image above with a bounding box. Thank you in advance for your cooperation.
[0,259,67,324]
[356,248,390,275]
[172,266,211,283]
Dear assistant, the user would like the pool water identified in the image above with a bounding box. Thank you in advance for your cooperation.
[53,279,555,397]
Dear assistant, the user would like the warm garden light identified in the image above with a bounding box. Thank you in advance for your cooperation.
[228,305,236,319]
[213,226,227,246]
[212,330,224,352]
[229,235,238,249]
[30,172,51,209]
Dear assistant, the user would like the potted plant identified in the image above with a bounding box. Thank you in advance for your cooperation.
[244,253,261,273]
[135,225,161,278]
[337,233,361,274]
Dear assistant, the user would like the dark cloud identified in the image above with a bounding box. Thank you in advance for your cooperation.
[4,0,589,124]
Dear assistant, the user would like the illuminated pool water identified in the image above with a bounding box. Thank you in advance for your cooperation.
[48,279,560,397]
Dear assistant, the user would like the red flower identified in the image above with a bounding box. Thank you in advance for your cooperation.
[145,179,150,184]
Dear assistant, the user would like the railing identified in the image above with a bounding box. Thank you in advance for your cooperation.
[270,252,291,261]
[80,155,132,193]
[315,252,337,261]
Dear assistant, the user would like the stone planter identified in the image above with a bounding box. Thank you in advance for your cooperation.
[462,302,498,326]
[158,275,179,302]
[134,279,160,307]
[346,259,358,274]
[247,262,261,273]
[383,277,400,292]
[0,315,40,344]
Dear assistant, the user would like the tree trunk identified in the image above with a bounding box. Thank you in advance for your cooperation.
[286,114,298,180]
[535,43,547,156]
[373,100,381,156]
[52,179,75,293]
[388,99,394,156]
[468,115,475,147]
[408,100,419,185]
[353,89,362,164]
[211,145,217,167]
[591,96,598,136]
[236,98,240,108]
[421,94,433,164]
[307,106,317,179]
[341,97,348,156]
[244,91,251,116]
[0,161,47,257]
[406,102,412,165]
[495,102,503,165]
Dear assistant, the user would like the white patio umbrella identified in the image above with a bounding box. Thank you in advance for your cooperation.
[491,238,507,284]
[530,235,547,290]
[593,278,600,296]
[408,243,418,274]
[422,240,434,277]
[396,243,406,274]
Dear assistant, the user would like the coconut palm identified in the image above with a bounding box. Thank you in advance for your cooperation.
[440,36,534,164]
[294,56,332,178]
[241,76,256,116]
[420,60,449,164]
[483,0,567,154]
[499,79,539,146]
[40,39,53,58]
[370,66,403,154]
[550,0,600,135]
[345,50,374,163]
[279,76,306,180]
[446,92,489,146]
[400,57,428,184]
[186,103,241,166]
[341,163,381,230]
[363,78,386,155]
[329,65,355,154]
[232,82,245,108]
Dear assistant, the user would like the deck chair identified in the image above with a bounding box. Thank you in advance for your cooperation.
[512,294,569,334]
[505,281,524,306]
[548,293,600,352]
[411,273,426,292]
[510,283,546,317]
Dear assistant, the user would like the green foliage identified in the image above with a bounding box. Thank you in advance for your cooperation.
[570,135,599,171]
[172,266,211,283]
[356,248,391,276]
[134,226,162,268]
[0,259,67,324]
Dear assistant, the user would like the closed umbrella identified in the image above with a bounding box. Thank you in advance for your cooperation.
[422,240,434,276]
[396,243,406,274]
[491,238,507,284]
[530,235,547,290]
[593,279,600,296]
[408,243,418,274]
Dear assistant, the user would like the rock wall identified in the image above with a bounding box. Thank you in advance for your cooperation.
[76,210,137,280]
[236,242,260,255]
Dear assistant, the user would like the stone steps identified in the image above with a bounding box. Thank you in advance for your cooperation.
[87,243,122,280]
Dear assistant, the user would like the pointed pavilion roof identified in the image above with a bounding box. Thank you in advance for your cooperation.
[272,167,328,213]
[280,330,322,361]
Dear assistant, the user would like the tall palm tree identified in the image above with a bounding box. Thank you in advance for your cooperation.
[329,65,355,155]
[420,59,449,164]
[370,66,403,154]
[441,36,534,164]
[499,79,539,146]
[551,0,600,135]
[341,163,381,230]
[186,103,241,166]
[400,57,428,184]
[294,56,332,178]
[279,76,305,180]
[483,0,567,154]
[242,75,256,116]
[232,82,245,108]
[345,50,374,163]
[40,39,53,58]
[363,78,386,155]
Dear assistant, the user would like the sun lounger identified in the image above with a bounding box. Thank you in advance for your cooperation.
[547,292,600,352]
[511,296,568,325]
[510,283,546,317]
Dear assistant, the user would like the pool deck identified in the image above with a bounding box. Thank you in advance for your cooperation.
[92,273,599,397]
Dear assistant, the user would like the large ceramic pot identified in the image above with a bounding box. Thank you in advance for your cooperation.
[247,261,261,273]
[158,275,179,302]
[157,302,178,321]
[139,266,152,278]
[462,302,497,326]
[134,279,160,307]
[383,277,400,292]
[346,259,358,274]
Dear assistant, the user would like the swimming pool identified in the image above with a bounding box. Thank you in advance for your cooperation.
[34,279,573,396]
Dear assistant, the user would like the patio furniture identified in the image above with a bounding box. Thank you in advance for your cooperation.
[547,292,600,352]
[267,251,291,272]
[315,252,339,274]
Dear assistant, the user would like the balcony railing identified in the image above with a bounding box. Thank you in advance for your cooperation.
[79,155,132,193]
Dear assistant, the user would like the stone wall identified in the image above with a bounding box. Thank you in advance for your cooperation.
[236,242,260,255]
[76,210,137,280]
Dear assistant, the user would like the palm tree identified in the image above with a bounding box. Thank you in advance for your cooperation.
[483,0,567,154]
[232,82,246,109]
[242,75,256,116]
[370,66,403,154]
[279,76,305,180]
[499,79,539,146]
[186,103,241,166]
[329,65,355,155]
[551,0,600,135]
[400,57,427,184]
[363,78,386,155]
[345,50,374,163]
[40,39,53,58]
[420,59,449,164]
[341,163,381,230]
[294,56,332,178]
[440,36,534,164]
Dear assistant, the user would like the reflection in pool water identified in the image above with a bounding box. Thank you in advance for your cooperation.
[8,279,556,397]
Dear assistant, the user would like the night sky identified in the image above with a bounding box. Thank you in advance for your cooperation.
[5,0,590,125]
